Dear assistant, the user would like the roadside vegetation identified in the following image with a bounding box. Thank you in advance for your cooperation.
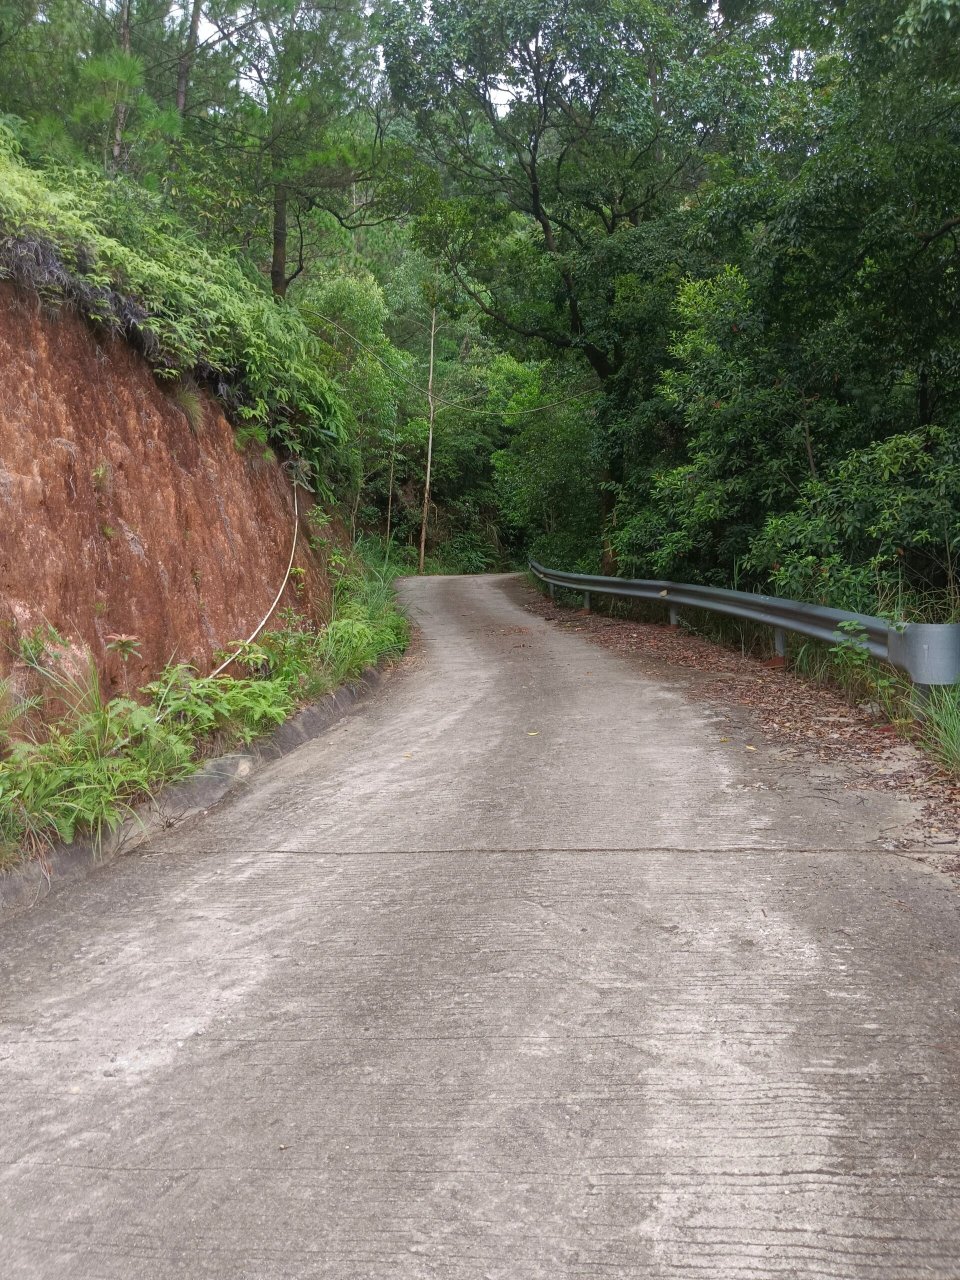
[0,551,408,866]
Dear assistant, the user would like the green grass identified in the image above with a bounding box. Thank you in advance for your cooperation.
[0,553,408,866]
[918,686,960,773]
[0,656,195,864]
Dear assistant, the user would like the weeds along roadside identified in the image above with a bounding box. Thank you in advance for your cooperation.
[541,581,960,777]
[0,547,408,869]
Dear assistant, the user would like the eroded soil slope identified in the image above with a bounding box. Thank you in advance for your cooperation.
[0,283,331,694]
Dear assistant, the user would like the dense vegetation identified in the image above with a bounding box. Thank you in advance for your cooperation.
[1,0,959,599]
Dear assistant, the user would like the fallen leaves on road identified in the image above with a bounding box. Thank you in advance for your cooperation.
[523,587,960,850]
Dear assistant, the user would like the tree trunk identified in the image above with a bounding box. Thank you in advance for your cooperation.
[385,442,396,544]
[803,420,819,479]
[350,483,360,543]
[418,307,437,574]
[599,471,617,575]
[918,366,934,426]
[271,181,288,298]
[175,0,204,116]
[110,0,132,171]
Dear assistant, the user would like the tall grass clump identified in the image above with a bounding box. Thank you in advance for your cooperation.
[918,686,960,773]
[225,561,408,699]
[0,656,195,862]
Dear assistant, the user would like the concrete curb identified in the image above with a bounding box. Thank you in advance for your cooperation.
[0,662,392,920]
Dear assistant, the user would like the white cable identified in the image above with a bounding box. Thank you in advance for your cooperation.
[208,483,300,679]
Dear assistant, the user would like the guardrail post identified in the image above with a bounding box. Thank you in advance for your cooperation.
[548,582,555,600]
[669,606,679,628]
[583,590,591,612]
[889,623,960,687]
[774,628,787,659]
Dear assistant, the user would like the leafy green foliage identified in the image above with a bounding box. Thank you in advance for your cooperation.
[372,0,960,613]
[750,430,960,619]
[0,124,342,477]
[0,647,195,860]
[490,357,602,571]
[146,666,294,745]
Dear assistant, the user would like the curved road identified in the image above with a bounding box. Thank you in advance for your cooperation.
[3,573,960,1278]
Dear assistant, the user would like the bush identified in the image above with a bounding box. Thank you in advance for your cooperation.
[748,427,960,620]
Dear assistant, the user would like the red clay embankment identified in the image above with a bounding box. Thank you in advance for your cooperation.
[0,282,332,695]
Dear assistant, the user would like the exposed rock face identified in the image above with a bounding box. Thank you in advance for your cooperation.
[0,283,332,695]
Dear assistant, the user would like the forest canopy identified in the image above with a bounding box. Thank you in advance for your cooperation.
[1,0,959,611]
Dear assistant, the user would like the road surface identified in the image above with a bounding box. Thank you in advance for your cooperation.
[2,573,960,1278]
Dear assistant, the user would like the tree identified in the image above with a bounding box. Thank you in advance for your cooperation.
[200,0,374,296]
[417,304,436,572]
[377,0,758,378]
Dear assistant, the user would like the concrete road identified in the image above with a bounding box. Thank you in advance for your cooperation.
[3,573,960,1279]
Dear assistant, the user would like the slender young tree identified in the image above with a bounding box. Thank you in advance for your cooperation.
[418,304,437,574]
[175,0,204,115]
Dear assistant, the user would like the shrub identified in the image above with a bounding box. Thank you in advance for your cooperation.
[748,427,960,620]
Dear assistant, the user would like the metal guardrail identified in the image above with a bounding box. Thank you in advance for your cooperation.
[529,560,960,687]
